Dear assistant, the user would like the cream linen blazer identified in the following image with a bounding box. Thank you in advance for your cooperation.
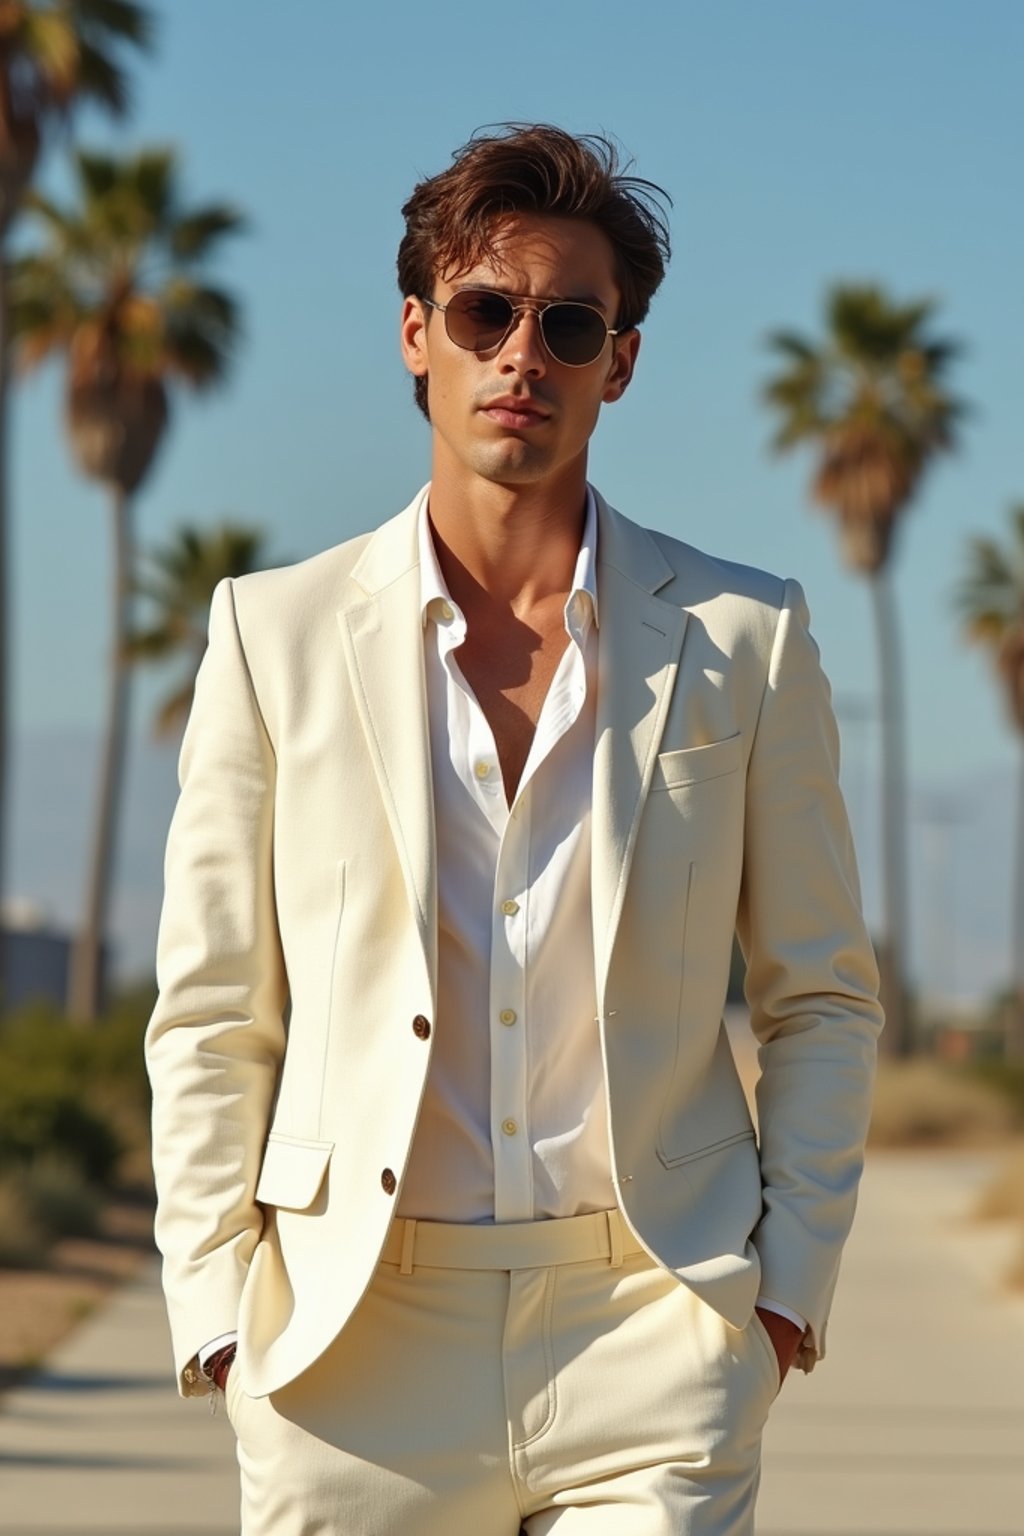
[146,486,883,1398]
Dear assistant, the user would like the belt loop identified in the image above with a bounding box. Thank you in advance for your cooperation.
[606,1209,624,1269]
[399,1219,417,1276]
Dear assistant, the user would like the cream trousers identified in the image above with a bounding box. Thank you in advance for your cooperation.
[225,1210,780,1535]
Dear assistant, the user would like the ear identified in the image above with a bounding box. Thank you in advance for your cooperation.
[400,296,430,377]
[601,328,641,404]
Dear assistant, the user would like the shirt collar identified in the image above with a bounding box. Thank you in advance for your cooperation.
[418,486,599,632]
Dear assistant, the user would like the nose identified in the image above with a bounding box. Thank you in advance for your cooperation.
[496,306,548,378]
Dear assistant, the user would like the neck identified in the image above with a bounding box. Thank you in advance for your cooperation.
[426,456,588,611]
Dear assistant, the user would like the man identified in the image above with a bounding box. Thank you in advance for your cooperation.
[146,124,883,1535]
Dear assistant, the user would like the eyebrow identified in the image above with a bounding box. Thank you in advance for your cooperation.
[451,281,610,314]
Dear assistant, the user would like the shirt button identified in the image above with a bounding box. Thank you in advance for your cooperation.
[440,602,454,621]
[501,899,519,916]
[501,1118,518,1136]
[381,1168,397,1195]
[474,760,490,780]
[412,1014,431,1040]
[499,1009,517,1026]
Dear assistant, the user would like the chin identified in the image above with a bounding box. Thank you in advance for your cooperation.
[468,445,553,485]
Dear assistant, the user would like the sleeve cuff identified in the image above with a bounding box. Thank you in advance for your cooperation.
[197,1331,239,1371]
[755,1297,808,1332]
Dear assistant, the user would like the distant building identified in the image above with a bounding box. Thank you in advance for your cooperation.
[0,901,108,1014]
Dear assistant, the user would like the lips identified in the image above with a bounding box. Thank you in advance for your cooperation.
[480,396,551,428]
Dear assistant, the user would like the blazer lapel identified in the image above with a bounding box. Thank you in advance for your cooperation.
[337,493,437,994]
[591,495,688,1008]
[334,487,687,1011]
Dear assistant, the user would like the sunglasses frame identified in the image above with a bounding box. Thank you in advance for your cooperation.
[420,289,625,368]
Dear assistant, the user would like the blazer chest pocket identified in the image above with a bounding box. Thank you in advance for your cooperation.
[652,733,743,792]
[255,1133,334,1211]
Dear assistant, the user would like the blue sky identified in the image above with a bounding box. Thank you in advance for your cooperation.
[7,0,1023,997]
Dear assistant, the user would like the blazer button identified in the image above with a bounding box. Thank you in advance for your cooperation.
[412,1014,431,1040]
[381,1168,396,1196]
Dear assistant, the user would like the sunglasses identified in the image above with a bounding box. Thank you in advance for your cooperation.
[420,289,626,368]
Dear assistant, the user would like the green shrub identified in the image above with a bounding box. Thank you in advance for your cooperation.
[869,1058,1018,1147]
[20,1155,103,1239]
[0,1173,51,1268]
[0,1067,120,1183]
[967,1061,1024,1124]
[0,988,155,1185]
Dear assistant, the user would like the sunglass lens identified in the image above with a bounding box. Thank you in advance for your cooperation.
[542,304,608,365]
[446,291,514,351]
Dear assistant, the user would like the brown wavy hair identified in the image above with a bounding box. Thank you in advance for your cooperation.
[397,123,671,418]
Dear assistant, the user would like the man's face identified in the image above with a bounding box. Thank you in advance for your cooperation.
[400,213,640,492]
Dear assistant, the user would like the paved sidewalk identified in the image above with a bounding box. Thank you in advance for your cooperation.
[0,1260,238,1534]
[1,1151,1022,1534]
[758,1149,1024,1536]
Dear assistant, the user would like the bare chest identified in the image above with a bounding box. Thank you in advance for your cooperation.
[456,617,571,802]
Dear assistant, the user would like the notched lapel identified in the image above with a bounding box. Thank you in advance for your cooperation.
[337,543,437,993]
[592,506,688,1002]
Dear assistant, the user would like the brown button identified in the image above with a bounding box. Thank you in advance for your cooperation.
[380,1168,396,1196]
[412,1014,431,1040]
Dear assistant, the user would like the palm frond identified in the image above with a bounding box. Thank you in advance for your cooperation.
[169,206,247,261]
[19,11,79,102]
[74,148,120,204]
[74,37,129,114]
[153,677,198,738]
[8,251,81,365]
[16,139,246,488]
[762,279,968,575]
[160,280,241,386]
[129,146,175,225]
[21,186,74,235]
[122,620,183,659]
[73,0,156,49]
[131,519,276,735]
[965,611,1011,647]
[920,338,966,372]
[763,329,821,364]
[957,510,1024,661]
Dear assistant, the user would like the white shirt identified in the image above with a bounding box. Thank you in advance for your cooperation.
[398,488,613,1222]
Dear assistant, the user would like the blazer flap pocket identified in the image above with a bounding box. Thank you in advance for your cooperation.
[255,1134,334,1210]
[654,733,743,791]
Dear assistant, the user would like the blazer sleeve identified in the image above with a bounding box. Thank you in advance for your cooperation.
[735,577,884,1369]
[145,577,288,1396]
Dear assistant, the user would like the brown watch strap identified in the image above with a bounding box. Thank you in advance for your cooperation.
[203,1342,237,1392]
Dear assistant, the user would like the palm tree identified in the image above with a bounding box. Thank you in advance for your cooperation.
[762,284,968,1055]
[0,0,152,998]
[128,521,275,737]
[957,503,1024,1059]
[9,145,244,1019]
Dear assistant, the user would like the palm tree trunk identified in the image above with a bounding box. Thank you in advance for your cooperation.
[871,569,911,1055]
[0,258,9,1010]
[68,486,133,1022]
[1011,745,1024,1060]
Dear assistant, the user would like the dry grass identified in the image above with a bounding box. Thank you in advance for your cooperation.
[975,1145,1024,1220]
[973,1144,1024,1291]
[0,1175,50,1268]
[1009,1233,1024,1289]
[868,1058,1019,1148]
[0,1195,154,1393]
